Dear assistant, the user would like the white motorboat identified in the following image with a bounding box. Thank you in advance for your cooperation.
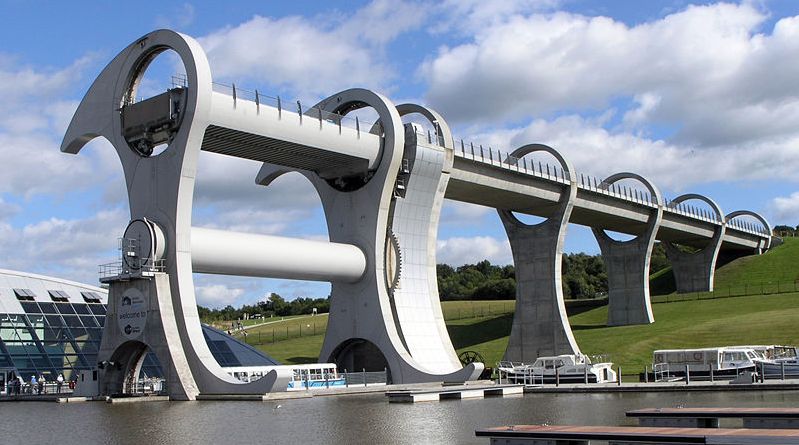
[497,354,617,384]
[740,345,799,378]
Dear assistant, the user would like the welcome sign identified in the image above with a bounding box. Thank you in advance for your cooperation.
[118,288,148,339]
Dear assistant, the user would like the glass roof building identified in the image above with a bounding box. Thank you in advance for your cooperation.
[0,268,278,389]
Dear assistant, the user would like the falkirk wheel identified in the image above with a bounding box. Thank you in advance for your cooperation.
[61,30,772,399]
[61,30,480,399]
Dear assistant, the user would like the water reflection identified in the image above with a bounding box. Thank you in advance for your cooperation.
[2,391,797,445]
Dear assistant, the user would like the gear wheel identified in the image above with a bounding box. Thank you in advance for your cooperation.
[384,230,402,294]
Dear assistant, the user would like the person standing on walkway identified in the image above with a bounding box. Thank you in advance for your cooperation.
[56,373,64,394]
[29,375,37,394]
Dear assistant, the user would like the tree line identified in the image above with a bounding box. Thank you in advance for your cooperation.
[437,243,669,300]
[774,225,799,237]
[198,244,672,321]
[198,293,330,322]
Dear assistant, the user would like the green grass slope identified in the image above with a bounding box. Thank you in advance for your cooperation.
[256,240,799,377]
[714,237,799,286]
[650,237,799,296]
[260,292,799,376]
[570,292,799,375]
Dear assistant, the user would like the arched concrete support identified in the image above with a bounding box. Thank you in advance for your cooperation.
[726,210,772,252]
[498,144,580,363]
[664,194,725,293]
[591,173,663,326]
[61,30,291,399]
[256,96,481,383]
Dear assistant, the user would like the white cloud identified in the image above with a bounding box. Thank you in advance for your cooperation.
[420,3,799,149]
[198,0,425,97]
[195,284,246,308]
[192,153,325,236]
[154,3,196,30]
[441,200,493,223]
[0,208,127,286]
[431,0,562,33]
[436,236,512,265]
[0,197,20,221]
[0,55,123,199]
[451,112,799,194]
[770,191,799,223]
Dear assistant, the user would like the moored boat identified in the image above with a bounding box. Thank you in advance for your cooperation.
[497,354,617,384]
[651,346,769,381]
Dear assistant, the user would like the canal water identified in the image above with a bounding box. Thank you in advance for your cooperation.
[2,390,797,444]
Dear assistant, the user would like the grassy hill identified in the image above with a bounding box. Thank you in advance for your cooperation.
[714,237,799,286]
[252,238,799,379]
[650,237,799,296]
[254,293,799,378]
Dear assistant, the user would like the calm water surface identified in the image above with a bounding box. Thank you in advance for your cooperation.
[2,390,798,444]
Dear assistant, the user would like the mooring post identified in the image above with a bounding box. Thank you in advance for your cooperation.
[617,366,622,386]
[363,368,367,387]
[782,361,786,380]
[584,366,588,385]
[685,365,690,385]
[555,367,559,387]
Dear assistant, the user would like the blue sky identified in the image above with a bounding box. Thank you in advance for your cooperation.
[1,0,798,307]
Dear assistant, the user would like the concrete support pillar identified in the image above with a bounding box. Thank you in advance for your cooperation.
[500,144,579,363]
[591,173,662,326]
[664,194,725,293]
[594,234,659,326]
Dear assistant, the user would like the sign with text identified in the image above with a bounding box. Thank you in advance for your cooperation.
[118,288,148,339]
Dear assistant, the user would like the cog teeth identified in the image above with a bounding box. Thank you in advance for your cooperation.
[386,230,402,294]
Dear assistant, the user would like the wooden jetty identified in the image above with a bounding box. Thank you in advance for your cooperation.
[386,384,523,403]
[627,407,799,429]
[475,424,799,444]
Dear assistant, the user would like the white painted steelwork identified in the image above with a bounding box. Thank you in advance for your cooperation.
[190,227,366,282]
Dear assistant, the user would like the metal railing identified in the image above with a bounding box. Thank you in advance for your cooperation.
[128,377,167,395]
[340,369,388,387]
[447,135,768,235]
[653,279,799,304]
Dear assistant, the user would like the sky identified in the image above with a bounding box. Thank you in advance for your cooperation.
[1,0,798,308]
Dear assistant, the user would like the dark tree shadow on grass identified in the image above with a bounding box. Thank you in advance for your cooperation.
[285,356,319,364]
[569,324,608,331]
[446,313,513,349]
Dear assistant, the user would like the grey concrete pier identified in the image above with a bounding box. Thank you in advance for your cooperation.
[664,194,726,293]
[499,145,580,362]
[592,173,662,326]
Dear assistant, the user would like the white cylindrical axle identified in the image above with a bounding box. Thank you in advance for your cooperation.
[191,227,366,283]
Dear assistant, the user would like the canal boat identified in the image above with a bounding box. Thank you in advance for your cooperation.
[223,363,348,390]
[741,345,799,378]
[497,354,617,384]
[651,346,768,380]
